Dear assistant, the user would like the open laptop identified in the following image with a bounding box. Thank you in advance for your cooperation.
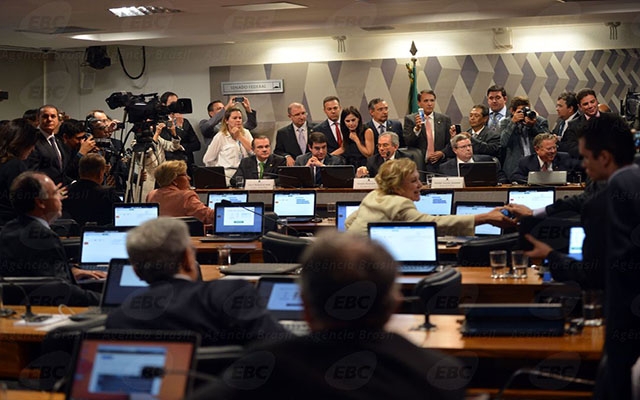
[459,161,498,187]
[368,222,440,274]
[201,202,264,242]
[336,201,360,232]
[78,227,129,271]
[256,276,309,335]
[277,166,315,188]
[528,171,568,186]
[66,330,199,400]
[192,166,227,189]
[113,203,159,227]
[568,226,585,261]
[273,190,317,222]
[320,165,355,188]
[207,190,249,209]
[449,201,504,241]
[415,190,454,215]
[508,187,556,210]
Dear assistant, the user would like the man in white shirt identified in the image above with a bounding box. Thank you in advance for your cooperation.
[486,85,509,132]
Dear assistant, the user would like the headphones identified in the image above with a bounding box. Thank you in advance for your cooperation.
[84,113,98,135]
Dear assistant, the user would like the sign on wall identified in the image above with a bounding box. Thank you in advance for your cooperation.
[221,79,284,95]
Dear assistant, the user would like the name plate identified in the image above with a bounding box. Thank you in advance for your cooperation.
[353,178,378,190]
[244,179,275,190]
[431,176,464,189]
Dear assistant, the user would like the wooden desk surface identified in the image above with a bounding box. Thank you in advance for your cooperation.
[3,390,63,400]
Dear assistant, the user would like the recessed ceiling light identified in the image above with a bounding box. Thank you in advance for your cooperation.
[109,6,181,18]
[224,2,307,12]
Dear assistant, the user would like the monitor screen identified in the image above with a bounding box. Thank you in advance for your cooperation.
[415,191,454,215]
[272,191,316,217]
[508,188,555,210]
[455,203,503,236]
[207,191,249,209]
[368,223,438,263]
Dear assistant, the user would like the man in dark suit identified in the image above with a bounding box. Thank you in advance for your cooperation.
[63,153,121,227]
[106,218,288,346]
[232,136,286,185]
[159,91,202,178]
[466,104,500,157]
[357,132,413,178]
[403,89,453,172]
[26,104,67,184]
[365,98,405,148]
[438,133,505,183]
[0,171,101,305]
[486,85,509,132]
[190,233,466,400]
[295,132,345,185]
[312,96,342,153]
[59,119,97,183]
[560,88,608,159]
[274,102,315,166]
[512,133,580,183]
[551,91,579,148]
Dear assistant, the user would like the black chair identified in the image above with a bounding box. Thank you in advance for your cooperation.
[411,267,462,330]
[261,231,310,263]
[1,277,100,307]
[173,216,205,236]
[194,345,244,383]
[457,232,520,267]
[50,218,80,237]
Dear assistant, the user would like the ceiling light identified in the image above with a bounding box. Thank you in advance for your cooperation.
[109,6,181,18]
[224,2,306,12]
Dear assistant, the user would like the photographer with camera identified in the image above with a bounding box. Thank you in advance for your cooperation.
[158,91,201,178]
[59,119,96,182]
[498,96,549,181]
[86,109,128,190]
[198,96,257,144]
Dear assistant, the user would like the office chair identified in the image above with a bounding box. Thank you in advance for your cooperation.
[457,232,520,267]
[50,218,80,238]
[1,277,99,307]
[173,216,205,236]
[411,267,462,330]
[195,345,244,383]
[261,231,310,263]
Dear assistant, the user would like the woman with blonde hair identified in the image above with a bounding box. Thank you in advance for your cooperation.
[346,158,511,235]
[146,160,213,224]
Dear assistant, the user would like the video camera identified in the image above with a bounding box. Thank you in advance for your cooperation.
[621,90,640,131]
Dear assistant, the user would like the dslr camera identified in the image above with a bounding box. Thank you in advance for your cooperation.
[521,107,537,120]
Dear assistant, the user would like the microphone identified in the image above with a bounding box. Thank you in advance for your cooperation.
[416,169,455,185]
[219,200,301,236]
[0,277,51,322]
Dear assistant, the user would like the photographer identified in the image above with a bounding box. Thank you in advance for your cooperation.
[59,119,96,182]
[158,91,201,177]
[498,96,549,181]
[198,96,257,143]
[86,110,128,191]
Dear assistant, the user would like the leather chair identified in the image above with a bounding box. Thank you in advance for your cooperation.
[261,231,310,263]
[457,232,520,267]
[411,267,462,330]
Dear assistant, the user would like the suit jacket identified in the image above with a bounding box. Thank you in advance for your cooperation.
[403,112,452,171]
[364,119,405,148]
[191,330,465,400]
[232,154,287,183]
[62,180,121,227]
[313,119,341,153]
[467,126,501,157]
[274,122,315,159]
[294,153,345,185]
[106,278,289,346]
[438,154,506,183]
[511,152,579,183]
[26,131,66,184]
[199,109,258,140]
[560,112,614,159]
[365,149,413,178]
[498,116,549,181]
[0,158,27,225]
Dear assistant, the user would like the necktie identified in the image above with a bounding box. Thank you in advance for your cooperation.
[425,116,435,161]
[378,124,385,134]
[48,136,62,169]
[541,162,549,171]
[334,123,343,147]
[258,161,264,179]
[489,112,500,130]
[297,128,306,153]
[557,120,566,137]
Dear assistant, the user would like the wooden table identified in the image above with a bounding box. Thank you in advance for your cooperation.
[191,237,263,263]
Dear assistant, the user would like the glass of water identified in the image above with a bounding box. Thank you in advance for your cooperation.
[489,250,508,279]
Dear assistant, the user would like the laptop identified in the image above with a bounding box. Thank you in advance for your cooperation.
[272,190,317,222]
[78,227,129,271]
[459,161,498,187]
[320,165,355,188]
[454,201,504,237]
[192,166,228,189]
[568,226,585,261]
[368,222,440,274]
[201,202,264,242]
[113,203,159,227]
[66,330,199,400]
[276,166,315,188]
[207,190,249,209]
[528,171,568,186]
[415,190,454,215]
[508,187,556,210]
[255,276,309,335]
[336,201,360,232]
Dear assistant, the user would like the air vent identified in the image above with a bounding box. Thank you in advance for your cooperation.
[15,26,98,35]
[361,26,395,31]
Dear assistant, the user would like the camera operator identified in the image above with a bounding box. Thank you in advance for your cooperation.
[58,119,96,182]
[498,96,549,181]
[158,91,201,177]
[85,110,128,191]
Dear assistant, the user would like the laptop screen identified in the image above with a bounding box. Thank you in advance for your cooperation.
[454,202,503,236]
[368,222,438,264]
[67,332,197,400]
[101,260,149,309]
[336,201,360,232]
[568,226,585,261]
[207,191,249,209]
[213,203,264,234]
[415,190,454,215]
[113,203,159,227]
[508,188,555,210]
[272,191,316,218]
[256,277,303,320]
[81,229,129,264]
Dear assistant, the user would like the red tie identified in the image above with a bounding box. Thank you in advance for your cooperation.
[334,123,343,147]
